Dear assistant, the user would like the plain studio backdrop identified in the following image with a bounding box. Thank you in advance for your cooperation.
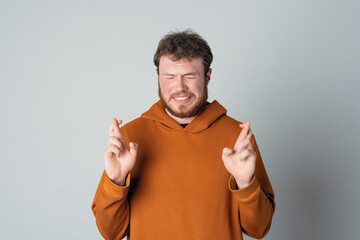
[0,0,359,239]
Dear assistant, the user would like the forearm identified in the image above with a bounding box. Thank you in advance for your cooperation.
[92,171,131,240]
[229,176,275,239]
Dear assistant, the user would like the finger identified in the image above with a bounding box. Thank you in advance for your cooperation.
[246,129,253,141]
[236,139,252,152]
[241,121,253,141]
[235,122,250,146]
[110,145,121,158]
[112,118,124,139]
[109,124,114,137]
[222,147,233,158]
[104,145,121,159]
[109,119,122,136]
[239,121,250,128]
[234,121,250,149]
[239,149,256,161]
[107,137,124,152]
[129,142,138,155]
[239,149,250,160]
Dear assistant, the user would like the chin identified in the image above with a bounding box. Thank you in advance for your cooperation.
[170,103,205,118]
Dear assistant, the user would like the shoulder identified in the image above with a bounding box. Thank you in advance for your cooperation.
[118,117,152,144]
[121,117,150,134]
[216,114,243,131]
[207,100,243,131]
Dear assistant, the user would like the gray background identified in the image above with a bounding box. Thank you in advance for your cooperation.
[0,0,359,239]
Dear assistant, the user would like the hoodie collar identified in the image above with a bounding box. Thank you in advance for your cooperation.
[141,100,227,133]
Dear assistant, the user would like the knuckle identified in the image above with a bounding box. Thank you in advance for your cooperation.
[110,137,120,144]
[104,148,111,157]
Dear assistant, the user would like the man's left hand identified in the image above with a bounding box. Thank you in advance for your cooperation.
[222,121,257,189]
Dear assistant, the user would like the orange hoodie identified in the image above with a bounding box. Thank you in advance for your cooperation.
[92,100,275,240]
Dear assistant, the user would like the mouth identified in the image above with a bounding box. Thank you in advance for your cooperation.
[174,96,190,101]
[172,95,192,103]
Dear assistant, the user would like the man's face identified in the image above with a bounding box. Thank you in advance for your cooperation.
[157,55,211,118]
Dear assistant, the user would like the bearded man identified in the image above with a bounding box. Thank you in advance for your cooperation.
[92,30,275,240]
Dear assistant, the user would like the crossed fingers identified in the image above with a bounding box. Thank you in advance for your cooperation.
[109,119,123,139]
[234,121,254,152]
[107,118,127,153]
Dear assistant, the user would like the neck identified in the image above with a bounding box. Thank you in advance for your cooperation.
[165,108,197,124]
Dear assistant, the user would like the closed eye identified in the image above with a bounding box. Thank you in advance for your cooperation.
[163,74,175,79]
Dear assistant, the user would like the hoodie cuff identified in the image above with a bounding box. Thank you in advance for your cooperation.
[102,173,131,199]
[228,175,261,203]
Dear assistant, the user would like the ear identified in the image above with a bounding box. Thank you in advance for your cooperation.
[206,68,212,85]
[155,68,159,80]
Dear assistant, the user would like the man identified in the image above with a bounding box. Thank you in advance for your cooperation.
[92,30,275,240]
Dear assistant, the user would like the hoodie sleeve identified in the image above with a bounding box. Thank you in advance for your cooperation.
[228,135,275,239]
[91,171,131,240]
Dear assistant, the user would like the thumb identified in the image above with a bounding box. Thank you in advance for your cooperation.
[129,142,138,155]
[222,147,233,158]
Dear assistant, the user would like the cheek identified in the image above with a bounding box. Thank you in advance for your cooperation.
[189,81,205,94]
[159,81,172,96]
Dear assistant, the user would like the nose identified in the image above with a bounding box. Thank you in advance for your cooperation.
[174,75,188,92]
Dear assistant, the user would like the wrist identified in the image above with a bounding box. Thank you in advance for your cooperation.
[112,173,127,186]
[234,175,253,189]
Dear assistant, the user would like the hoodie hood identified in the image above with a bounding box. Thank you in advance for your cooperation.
[141,100,227,133]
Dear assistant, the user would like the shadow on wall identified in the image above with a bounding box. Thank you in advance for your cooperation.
[277,112,354,240]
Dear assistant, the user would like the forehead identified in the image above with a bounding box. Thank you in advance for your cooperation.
[158,55,204,73]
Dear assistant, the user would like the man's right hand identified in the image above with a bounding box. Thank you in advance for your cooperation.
[103,118,138,186]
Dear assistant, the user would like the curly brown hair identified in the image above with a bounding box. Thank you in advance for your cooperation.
[154,30,213,76]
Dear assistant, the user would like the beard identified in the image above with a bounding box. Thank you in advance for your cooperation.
[158,84,208,118]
